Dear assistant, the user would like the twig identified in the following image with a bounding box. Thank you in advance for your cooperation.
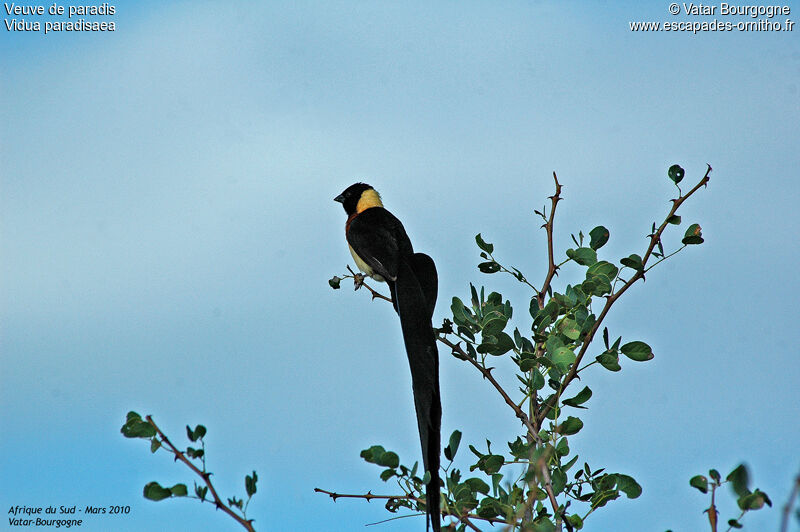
[537,172,563,309]
[145,416,255,532]
[460,514,483,531]
[344,265,394,303]
[706,482,718,532]
[313,488,411,503]
[438,335,539,439]
[538,164,712,423]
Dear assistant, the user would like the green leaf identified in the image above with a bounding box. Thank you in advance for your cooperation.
[589,226,610,250]
[682,223,704,245]
[551,468,567,495]
[567,247,597,266]
[667,215,681,225]
[465,477,490,495]
[738,489,771,510]
[444,430,462,461]
[690,475,709,494]
[709,469,721,483]
[126,411,142,423]
[620,341,654,361]
[150,439,161,453]
[620,254,643,272]
[557,416,583,436]
[245,471,258,497]
[482,313,508,337]
[728,519,743,529]
[727,464,750,496]
[170,484,188,497]
[551,346,577,372]
[558,318,581,341]
[563,386,592,408]
[380,468,395,481]
[121,418,156,439]
[360,445,387,464]
[475,233,494,254]
[377,451,400,469]
[596,351,621,372]
[193,425,207,440]
[186,425,196,442]
[586,260,618,280]
[567,514,584,529]
[555,437,569,457]
[479,454,504,475]
[668,164,685,185]
[478,261,501,274]
[143,482,172,501]
[616,474,642,498]
[328,276,341,289]
[451,297,476,329]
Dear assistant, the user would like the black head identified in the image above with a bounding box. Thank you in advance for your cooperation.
[334,182,374,215]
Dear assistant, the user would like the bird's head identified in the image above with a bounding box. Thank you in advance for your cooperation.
[334,183,383,215]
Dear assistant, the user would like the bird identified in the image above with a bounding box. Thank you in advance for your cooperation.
[334,183,441,532]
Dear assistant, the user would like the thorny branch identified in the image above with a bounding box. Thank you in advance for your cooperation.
[314,488,507,529]
[145,416,255,532]
[537,164,712,424]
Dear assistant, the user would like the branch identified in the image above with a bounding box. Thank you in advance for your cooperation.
[344,265,394,303]
[538,164,711,424]
[313,488,410,503]
[438,335,538,438]
[315,488,507,530]
[146,416,255,532]
[538,172,563,308]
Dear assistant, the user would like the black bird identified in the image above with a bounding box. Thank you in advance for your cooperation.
[335,183,441,532]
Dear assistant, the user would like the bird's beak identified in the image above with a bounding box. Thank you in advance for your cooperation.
[334,194,344,203]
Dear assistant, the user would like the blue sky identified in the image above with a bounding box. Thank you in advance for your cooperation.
[2,2,799,531]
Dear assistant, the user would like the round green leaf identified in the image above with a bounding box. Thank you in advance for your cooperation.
[690,475,709,494]
[668,164,685,184]
[620,341,654,361]
[620,254,643,272]
[596,351,621,372]
[169,484,188,497]
[567,247,597,266]
[589,226,610,250]
[682,223,704,245]
[557,416,583,436]
[377,451,400,468]
[465,477,490,495]
[551,346,577,372]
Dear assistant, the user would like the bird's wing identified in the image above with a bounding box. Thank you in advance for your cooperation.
[346,208,409,281]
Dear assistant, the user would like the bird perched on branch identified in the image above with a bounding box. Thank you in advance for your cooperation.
[335,183,441,532]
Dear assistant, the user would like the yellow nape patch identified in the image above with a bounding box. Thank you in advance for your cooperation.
[356,188,383,213]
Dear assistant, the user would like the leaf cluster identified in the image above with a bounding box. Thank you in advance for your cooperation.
[120,411,258,532]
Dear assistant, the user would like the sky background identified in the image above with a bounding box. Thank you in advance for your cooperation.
[2,1,799,531]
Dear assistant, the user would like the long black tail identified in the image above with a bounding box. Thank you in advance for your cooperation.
[394,254,441,532]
